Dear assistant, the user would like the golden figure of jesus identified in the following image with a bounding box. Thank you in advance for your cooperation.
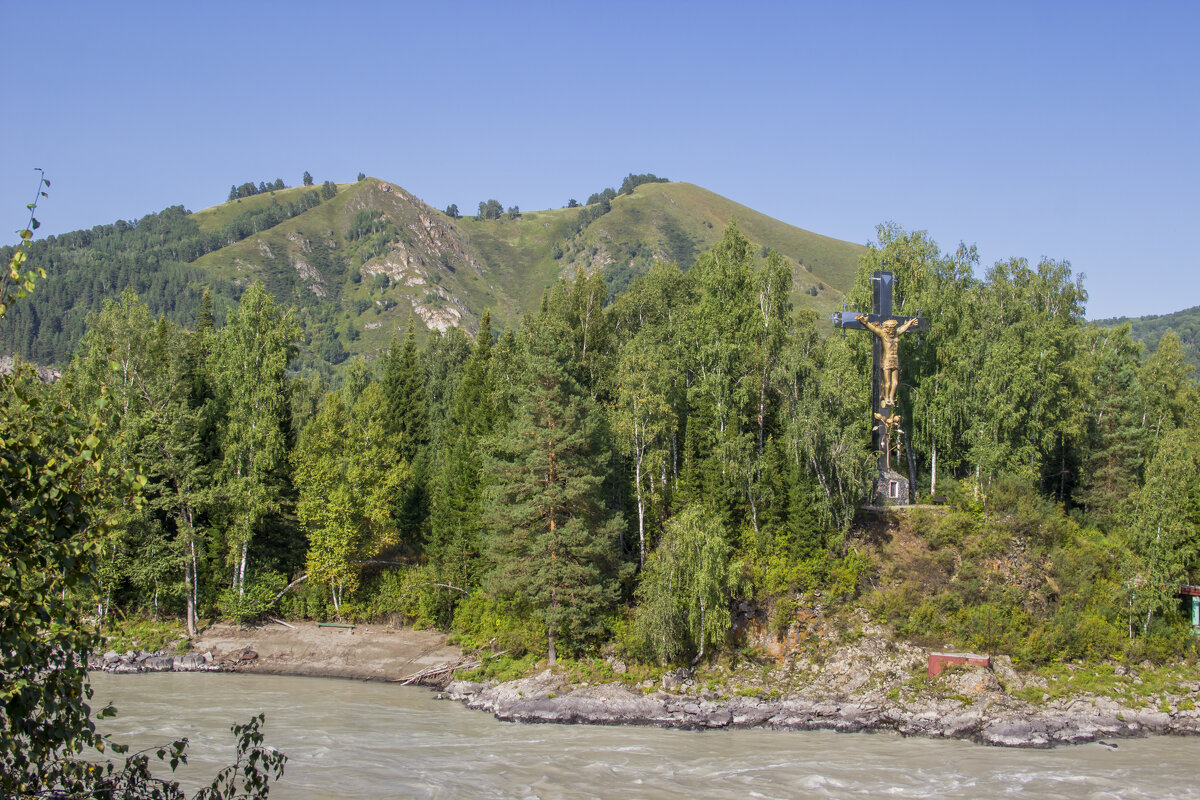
[856,314,918,408]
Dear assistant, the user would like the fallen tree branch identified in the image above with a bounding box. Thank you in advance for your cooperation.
[391,650,509,685]
[271,573,308,604]
[409,582,468,594]
[268,617,295,629]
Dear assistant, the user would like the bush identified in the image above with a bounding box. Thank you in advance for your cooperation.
[450,592,546,656]
[278,576,334,621]
[218,571,286,624]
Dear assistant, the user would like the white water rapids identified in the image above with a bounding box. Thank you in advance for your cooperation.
[89,673,1198,799]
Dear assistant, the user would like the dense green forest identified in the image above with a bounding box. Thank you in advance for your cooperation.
[18,220,1197,669]
[1,182,285,798]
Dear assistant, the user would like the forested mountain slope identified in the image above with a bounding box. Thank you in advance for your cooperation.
[0,175,864,368]
[1093,306,1200,370]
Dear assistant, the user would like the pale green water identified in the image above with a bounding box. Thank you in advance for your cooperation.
[89,673,1199,799]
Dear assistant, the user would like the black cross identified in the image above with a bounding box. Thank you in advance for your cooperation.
[831,270,928,448]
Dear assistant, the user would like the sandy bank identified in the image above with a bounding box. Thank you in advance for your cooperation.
[190,621,464,681]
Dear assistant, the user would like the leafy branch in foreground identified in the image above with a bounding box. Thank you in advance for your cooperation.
[0,168,49,318]
[0,182,286,799]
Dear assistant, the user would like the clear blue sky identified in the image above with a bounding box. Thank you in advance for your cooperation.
[3,0,1196,320]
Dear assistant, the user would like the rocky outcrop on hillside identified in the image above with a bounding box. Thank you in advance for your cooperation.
[0,355,61,382]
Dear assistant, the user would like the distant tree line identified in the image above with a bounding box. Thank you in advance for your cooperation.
[584,172,667,206]
[1095,306,1200,371]
[228,178,287,202]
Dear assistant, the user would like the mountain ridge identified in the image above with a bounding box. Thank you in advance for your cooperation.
[0,176,867,368]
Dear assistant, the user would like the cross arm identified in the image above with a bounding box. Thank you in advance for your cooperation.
[832,310,929,332]
[831,310,870,330]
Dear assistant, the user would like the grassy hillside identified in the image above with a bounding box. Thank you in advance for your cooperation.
[1093,306,1200,370]
[187,178,866,357]
[580,182,860,307]
[192,184,336,232]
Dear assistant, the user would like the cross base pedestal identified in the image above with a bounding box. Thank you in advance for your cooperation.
[873,467,910,507]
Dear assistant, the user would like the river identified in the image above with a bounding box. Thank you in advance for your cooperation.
[89,673,1198,799]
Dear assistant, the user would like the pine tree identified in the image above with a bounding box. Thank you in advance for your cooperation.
[382,317,430,461]
[427,313,496,620]
[1075,324,1147,528]
[485,316,626,662]
[382,318,432,548]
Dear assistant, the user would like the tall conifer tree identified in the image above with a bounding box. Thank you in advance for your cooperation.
[486,315,626,662]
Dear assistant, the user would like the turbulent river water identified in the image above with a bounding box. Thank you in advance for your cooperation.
[89,673,1197,799]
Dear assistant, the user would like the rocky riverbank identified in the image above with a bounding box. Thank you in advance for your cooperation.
[88,649,221,674]
[89,620,1200,748]
[440,670,1200,748]
[436,629,1200,748]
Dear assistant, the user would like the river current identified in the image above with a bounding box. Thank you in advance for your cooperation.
[89,673,1197,799]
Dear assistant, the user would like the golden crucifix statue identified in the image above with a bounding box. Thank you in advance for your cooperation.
[856,314,918,408]
[831,270,930,505]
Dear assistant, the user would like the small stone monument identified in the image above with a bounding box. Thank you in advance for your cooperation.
[874,467,909,506]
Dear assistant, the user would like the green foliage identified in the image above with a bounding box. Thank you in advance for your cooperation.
[294,381,412,614]
[0,365,142,794]
[0,189,332,366]
[632,505,735,665]
[619,173,668,195]
[102,617,190,655]
[0,171,49,319]
[476,199,504,220]
[450,592,547,657]
[217,571,286,624]
[211,284,301,596]
[8,168,1200,692]
[1128,429,1200,633]
[485,313,628,662]
[586,187,617,205]
[193,714,287,800]
[228,177,286,201]
[1,207,284,797]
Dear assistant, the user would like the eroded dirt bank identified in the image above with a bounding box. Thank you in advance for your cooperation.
[92,621,464,682]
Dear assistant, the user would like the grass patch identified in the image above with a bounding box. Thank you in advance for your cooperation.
[1013,662,1200,706]
[101,617,190,655]
[456,652,540,683]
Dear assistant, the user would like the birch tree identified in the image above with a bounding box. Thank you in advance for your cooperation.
[211,284,298,597]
